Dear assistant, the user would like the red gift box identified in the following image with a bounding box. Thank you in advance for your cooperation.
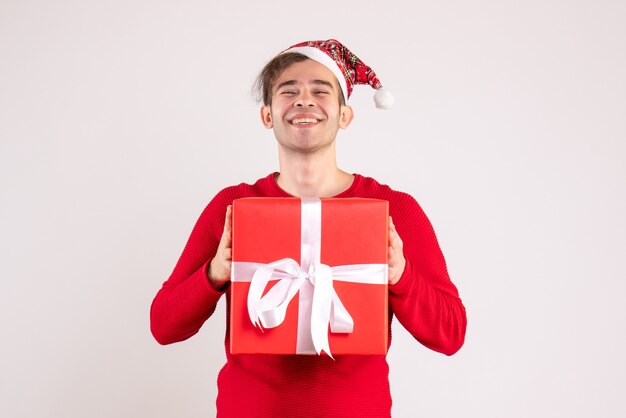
[230,197,388,356]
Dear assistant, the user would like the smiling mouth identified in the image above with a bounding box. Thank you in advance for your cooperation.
[289,118,321,125]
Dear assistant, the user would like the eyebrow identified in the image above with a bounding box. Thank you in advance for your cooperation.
[275,79,335,91]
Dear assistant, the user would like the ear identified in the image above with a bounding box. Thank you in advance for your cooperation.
[338,105,354,129]
[260,105,273,128]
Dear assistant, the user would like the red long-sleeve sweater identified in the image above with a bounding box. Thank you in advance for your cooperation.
[150,173,466,417]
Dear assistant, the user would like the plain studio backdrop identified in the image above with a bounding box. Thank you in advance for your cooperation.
[1,1,624,417]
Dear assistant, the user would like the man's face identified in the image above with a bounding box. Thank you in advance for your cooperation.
[260,59,353,154]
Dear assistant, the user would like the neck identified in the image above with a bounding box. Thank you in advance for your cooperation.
[276,145,354,198]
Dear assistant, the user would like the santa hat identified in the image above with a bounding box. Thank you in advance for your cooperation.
[283,39,394,109]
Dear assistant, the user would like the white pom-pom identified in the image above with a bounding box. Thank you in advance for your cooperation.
[374,87,394,109]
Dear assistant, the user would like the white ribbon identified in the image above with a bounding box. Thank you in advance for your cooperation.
[231,198,387,357]
[232,260,387,357]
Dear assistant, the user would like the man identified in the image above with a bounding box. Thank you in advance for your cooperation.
[151,39,466,417]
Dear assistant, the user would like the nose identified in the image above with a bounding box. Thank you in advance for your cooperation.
[294,90,315,107]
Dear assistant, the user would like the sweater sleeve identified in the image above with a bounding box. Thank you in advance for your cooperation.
[150,191,231,345]
[387,193,467,355]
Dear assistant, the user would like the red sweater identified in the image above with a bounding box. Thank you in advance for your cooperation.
[150,173,466,417]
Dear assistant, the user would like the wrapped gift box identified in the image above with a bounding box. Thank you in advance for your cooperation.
[230,197,388,356]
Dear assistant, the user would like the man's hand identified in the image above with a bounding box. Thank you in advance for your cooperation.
[388,216,406,285]
[207,205,232,290]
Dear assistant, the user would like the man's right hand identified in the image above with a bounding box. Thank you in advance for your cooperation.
[207,205,232,290]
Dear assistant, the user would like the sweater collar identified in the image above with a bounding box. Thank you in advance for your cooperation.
[265,172,362,198]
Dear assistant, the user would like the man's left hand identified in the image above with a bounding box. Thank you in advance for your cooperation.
[388,216,406,285]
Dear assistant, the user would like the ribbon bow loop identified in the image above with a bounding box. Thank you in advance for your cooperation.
[246,259,354,357]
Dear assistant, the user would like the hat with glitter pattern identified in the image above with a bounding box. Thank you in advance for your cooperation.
[282,39,394,109]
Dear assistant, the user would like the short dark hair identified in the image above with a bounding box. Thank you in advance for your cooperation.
[254,52,346,106]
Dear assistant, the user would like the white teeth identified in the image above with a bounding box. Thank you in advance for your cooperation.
[291,118,318,125]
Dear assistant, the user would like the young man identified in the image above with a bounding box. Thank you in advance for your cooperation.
[151,39,466,417]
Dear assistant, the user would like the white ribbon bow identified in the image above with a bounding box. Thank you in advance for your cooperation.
[246,258,354,357]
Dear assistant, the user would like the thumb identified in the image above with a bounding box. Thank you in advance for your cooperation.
[223,205,232,246]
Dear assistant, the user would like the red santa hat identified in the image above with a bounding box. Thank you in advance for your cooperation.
[283,39,394,109]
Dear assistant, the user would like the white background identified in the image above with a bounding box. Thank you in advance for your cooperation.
[1,1,625,417]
